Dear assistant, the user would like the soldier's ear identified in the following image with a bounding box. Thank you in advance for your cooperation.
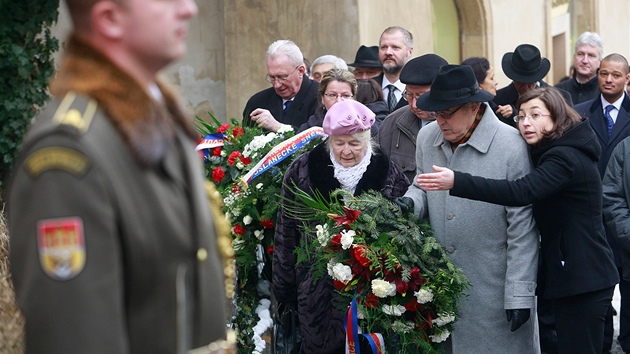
[91,0,127,40]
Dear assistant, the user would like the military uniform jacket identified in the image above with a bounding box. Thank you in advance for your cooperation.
[7,36,227,354]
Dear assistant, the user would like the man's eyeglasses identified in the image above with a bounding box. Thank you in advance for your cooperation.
[323,93,353,101]
[403,90,424,101]
[513,113,550,123]
[265,65,300,84]
[429,104,466,119]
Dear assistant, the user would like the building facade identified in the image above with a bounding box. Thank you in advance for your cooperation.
[52,0,630,122]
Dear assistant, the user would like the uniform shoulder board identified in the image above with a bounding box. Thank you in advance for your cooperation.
[52,91,98,133]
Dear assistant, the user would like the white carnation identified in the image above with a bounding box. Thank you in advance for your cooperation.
[256,183,264,190]
[414,288,434,304]
[243,215,253,225]
[254,230,264,240]
[429,330,451,343]
[331,263,352,282]
[432,313,455,327]
[382,304,406,316]
[340,229,355,250]
[236,162,245,170]
[371,279,396,298]
[327,261,335,278]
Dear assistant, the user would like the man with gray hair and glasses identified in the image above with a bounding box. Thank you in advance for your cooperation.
[309,54,348,83]
[556,31,603,104]
[243,39,319,132]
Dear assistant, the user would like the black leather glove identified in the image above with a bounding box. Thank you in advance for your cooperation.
[506,308,530,332]
[394,197,414,214]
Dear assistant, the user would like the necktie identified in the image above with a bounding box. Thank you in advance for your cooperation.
[283,100,293,116]
[386,84,397,113]
[605,105,615,137]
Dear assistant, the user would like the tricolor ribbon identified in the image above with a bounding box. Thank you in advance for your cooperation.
[195,133,225,162]
[346,298,386,354]
[241,127,327,185]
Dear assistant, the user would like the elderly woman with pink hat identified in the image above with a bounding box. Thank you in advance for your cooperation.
[273,100,410,353]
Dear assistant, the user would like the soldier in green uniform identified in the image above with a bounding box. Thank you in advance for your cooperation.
[6,0,233,353]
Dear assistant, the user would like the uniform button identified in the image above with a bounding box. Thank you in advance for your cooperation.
[528,285,534,292]
[447,213,454,220]
[197,248,208,262]
[446,246,455,254]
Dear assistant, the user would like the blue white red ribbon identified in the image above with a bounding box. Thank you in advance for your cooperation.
[195,133,225,162]
[346,298,386,354]
[241,127,327,184]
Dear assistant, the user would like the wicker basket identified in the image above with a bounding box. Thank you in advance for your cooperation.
[0,209,25,353]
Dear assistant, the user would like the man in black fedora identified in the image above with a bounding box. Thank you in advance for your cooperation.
[400,65,540,353]
[348,45,382,80]
[378,53,448,182]
[494,44,572,127]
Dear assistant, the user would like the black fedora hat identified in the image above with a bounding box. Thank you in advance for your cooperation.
[400,54,448,85]
[348,45,381,68]
[416,64,494,112]
[501,44,550,83]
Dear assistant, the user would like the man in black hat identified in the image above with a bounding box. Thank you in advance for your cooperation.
[378,53,448,182]
[495,44,572,127]
[400,65,540,353]
[348,45,383,80]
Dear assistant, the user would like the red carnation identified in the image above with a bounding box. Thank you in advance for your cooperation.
[232,127,244,137]
[212,167,225,183]
[228,151,242,166]
[212,147,222,156]
[260,220,275,229]
[240,156,252,165]
[217,124,230,133]
[233,224,245,235]
[266,245,274,254]
[232,184,241,194]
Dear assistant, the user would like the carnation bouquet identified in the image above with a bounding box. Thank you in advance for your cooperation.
[196,114,325,353]
[282,187,469,353]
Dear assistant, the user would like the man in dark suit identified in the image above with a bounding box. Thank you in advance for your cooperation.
[494,44,573,128]
[575,53,630,354]
[555,32,602,104]
[243,39,319,132]
[376,26,413,113]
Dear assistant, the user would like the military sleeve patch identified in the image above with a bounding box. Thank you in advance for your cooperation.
[25,147,91,178]
[37,217,86,280]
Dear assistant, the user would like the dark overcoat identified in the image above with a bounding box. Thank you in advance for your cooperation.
[242,74,319,132]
